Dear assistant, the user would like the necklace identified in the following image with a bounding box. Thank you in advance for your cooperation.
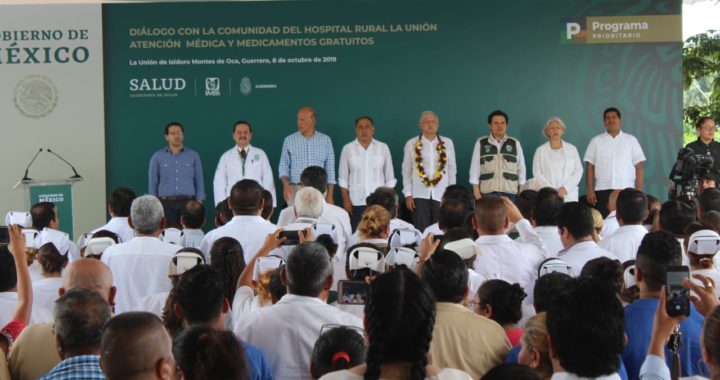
[414,135,447,187]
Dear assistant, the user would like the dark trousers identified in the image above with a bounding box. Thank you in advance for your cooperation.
[412,198,441,232]
[591,189,613,218]
[488,192,518,203]
[350,206,366,231]
[160,198,193,228]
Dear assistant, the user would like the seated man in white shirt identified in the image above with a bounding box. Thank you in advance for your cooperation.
[600,190,621,238]
[180,200,205,249]
[699,188,720,217]
[30,202,81,262]
[557,202,617,276]
[235,241,363,380]
[422,185,475,238]
[472,195,548,292]
[200,179,277,264]
[518,187,564,256]
[546,278,625,379]
[91,187,136,243]
[599,188,649,263]
[101,195,181,313]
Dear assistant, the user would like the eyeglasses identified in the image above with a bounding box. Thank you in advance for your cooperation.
[700,125,718,132]
[319,324,364,338]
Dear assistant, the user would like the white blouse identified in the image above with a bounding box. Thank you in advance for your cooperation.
[532,140,583,202]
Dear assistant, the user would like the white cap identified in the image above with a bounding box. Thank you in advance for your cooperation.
[688,229,720,256]
[168,250,205,276]
[443,238,480,260]
[385,247,420,271]
[623,262,637,288]
[23,229,40,249]
[521,177,551,192]
[538,257,574,277]
[253,255,285,281]
[160,228,184,246]
[85,237,116,258]
[312,223,338,244]
[39,228,70,255]
[5,211,31,228]
[348,246,386,273]
[388,228,422,249]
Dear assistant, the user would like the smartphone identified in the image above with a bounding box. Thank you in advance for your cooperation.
[279,230,300,246]
[337,280,369,305]
[666,265,691,317]
[432,234,444,242]
[0,226,9,245]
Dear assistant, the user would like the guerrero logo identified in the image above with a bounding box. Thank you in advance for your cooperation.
[205,77,220,96]
[14,74,58,119]
[240,77,252,96]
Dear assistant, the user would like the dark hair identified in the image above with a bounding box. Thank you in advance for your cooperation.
[311,327,366,379]
[700,188,720,214]
[474,195,507,234]
[363,268,435,380]
[546,278,624,377]
[38,242,68,274]
[487,109,509,124]
[108,187,136,217]
[91,229,119,244]
[209,237,246,304]
[229,179,264,215]
[533,188,563,226]
[421,249,468,303]
[702,306,720,371]
[701,210,720,233]
[603,107,621,119]
[53,288,111,351]
[579,257,623,294]
[100,312,169,379]
[438,200,469,231]
[365,187,398,215]
[556,201,594,239]
[269,266,287,302]
[355,115,374,126]
[442,185,474,210]
[636,231,682,292]
[0,246,17,293]
[516,190,538,221]
[477,280,526,325]
[261,190,274,220]
[233,120,252,133]
[616,188,648,225]
[695,116,714,129]
[174,265,226,324]
[214,198,233,226]
[659,200,695,237]
[181,200,205,229]
[533,272,574,313]
[300,166,329,194]
[173,324,248,380]
[286,242,333,297]
[31,201,56,229]
[481,364,542,380]
[345,243,383,281]
[162,288,183,339]
[316,234,338,258]
[164,121,183,135]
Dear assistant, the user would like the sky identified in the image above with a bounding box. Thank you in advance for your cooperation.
[683,0,720,40]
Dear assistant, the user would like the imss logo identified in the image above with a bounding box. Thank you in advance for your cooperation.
[205,77,220,96]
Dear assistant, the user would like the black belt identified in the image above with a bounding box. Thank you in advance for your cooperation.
[159,195,194,202]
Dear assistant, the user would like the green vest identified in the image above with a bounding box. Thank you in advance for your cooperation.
[478,136,519,194]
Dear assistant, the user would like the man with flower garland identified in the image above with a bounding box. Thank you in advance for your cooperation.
[469,109,526,202]
[402,111,457,231]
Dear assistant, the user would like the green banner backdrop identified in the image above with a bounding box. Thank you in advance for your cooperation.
[103,0,682,227]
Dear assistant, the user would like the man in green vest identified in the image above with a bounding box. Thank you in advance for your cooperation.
[469,110,526,202]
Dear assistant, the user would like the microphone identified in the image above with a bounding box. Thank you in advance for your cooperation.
[46,149,83,180]
[21,148,43,183]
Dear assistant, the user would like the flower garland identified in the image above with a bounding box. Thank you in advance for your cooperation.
[414,135,447,187]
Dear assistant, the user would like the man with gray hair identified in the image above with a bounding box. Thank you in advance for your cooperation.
[102,195,181,313]
[235,242,362,380]
[38,288,111,379]
[402,110,457,231]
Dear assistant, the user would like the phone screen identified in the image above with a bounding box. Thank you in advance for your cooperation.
[666,266,690,317]
[0,226,9,245]
[337,280,369,305]
[279,230,300,246]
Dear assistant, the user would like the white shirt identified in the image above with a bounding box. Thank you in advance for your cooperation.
[101,236,181,313]
[469,135,526,186]
[558,240,618,277]
[31,277,63,313]
[28,261,44,283]
[200,215,277,264]
[181,228,204,249]
[601,211,620,238]
[473,220,548,290]
[584,131,646,190]
[338,139,397,206]
[320,368,473,380]
[551,372,621,380]
[349,218,419,247]
[598,224,648,263]
[422,223,443,238]
[278,203,352,256]
[532,141,583,202]
[516,226,564,257]
[0,291,52,327]
[332,302,364,319]
[235,294,363,380]
[134,291,169,317]
[213,144,276,206]
[467,268,485,299]
[231,286,263,332]
[402,135,457,200]
[92,216,134,243]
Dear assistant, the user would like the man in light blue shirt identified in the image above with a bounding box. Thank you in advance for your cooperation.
[148,122,205,227]
[279,107,336,206]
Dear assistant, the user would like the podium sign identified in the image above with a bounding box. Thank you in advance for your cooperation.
[29,183,74,239]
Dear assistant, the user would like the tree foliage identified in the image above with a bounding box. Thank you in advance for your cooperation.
[683,29,720,125]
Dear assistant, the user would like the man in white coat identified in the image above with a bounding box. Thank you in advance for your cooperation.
[213,120,276,207]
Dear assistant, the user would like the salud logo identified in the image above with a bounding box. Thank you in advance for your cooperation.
[14,74,58,119]
[240,77,252,96]
[205,77,220,96]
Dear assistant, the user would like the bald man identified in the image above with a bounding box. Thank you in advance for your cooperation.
[100,312,175,380]
[8,259,115,380]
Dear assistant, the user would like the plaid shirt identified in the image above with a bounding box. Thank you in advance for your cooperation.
[38,355,105,380]
[278,131,336,184]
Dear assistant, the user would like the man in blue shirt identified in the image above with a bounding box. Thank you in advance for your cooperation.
[622,231,705,380]
[279,107,336,206]
[148,122,205,227]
